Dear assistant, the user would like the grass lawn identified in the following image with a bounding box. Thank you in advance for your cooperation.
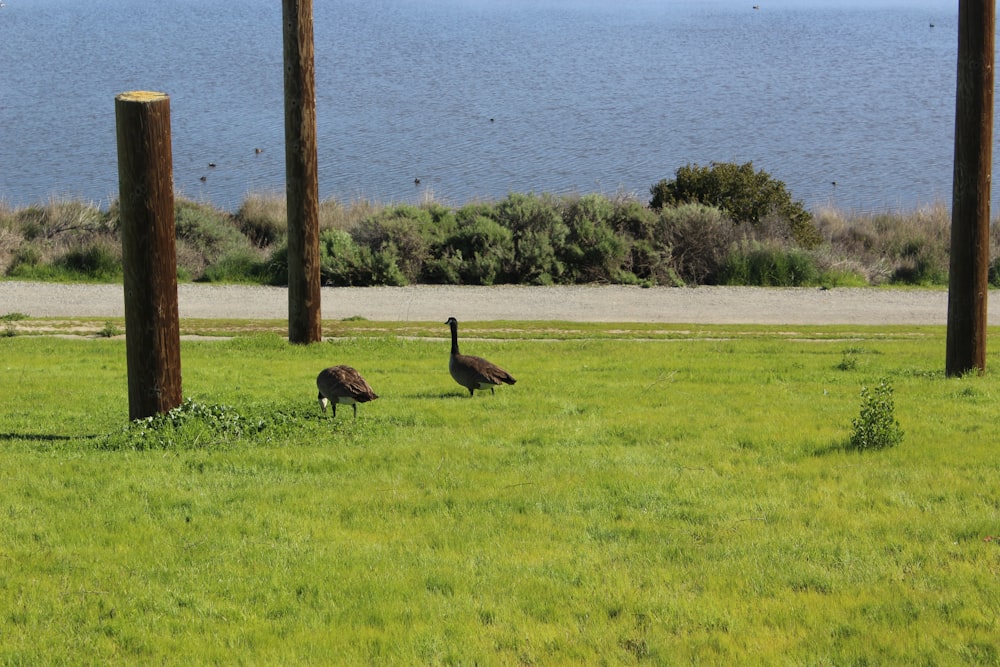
[1,320,998,665]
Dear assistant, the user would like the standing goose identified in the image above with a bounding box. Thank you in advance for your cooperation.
[316,365,378,418]
[446,316,516,396]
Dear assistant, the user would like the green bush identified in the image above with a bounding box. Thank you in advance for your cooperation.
[55,241,122,281]
[319,229,365,286]
[202,249,269,284]
[174,199,247,256]
[5,245,42,276]
[850,379,903,452]
[719,241,820,287]
[650,161,820,248]
[560,194,629,283]
[350,204,445,284]
[606,200,674,285]
[493,193,569,284]
[430,213,514,285]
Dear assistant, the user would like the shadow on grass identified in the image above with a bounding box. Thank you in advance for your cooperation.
[0,432,98,442]
[812,439,853,456]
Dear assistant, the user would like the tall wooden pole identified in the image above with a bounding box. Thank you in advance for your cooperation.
[283,0,323,344]
[947,0,994,377]
[115,91,183,420]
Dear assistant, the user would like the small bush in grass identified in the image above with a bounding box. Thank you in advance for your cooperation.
[850,379,903,452]
[97,321,122,338]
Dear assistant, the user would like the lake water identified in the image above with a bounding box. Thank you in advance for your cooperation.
[0,0,978,214]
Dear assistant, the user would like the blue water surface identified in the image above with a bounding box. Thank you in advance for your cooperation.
[0,0,972,213]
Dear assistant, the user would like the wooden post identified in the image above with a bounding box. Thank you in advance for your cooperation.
[946,0,994,377]
[115,91,183,420]
[283,0,323,344]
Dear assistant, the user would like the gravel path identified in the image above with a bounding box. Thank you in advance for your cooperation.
[1,281,993,325]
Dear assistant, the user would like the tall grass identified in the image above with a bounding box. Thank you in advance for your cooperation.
[1,324,999,664]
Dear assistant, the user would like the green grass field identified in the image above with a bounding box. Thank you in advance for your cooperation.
[1,321,998,665]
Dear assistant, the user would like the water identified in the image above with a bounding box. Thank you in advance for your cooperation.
[0,0,972,214]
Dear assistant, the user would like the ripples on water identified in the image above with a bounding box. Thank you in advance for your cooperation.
[0,0,971,213]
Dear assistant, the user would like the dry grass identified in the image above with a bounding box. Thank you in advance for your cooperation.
[815,202,954,284]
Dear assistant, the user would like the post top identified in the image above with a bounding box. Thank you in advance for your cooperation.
[117,90,169,103]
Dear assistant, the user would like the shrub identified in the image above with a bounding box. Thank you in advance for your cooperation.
[990,257,1000,288]
[13,200,108,241]
[174,199,245,255]
[719,241,820,287]
[430,213,514,285]
[817,204,950,285]
[5,245,42,277]
[202,249,270,283]
[236,193,287,248]
[55,241,122,281]
[351,204,442,284]
[319,229,365,286]
[850,379,903,452]
[560,194,629,283]
[493,193,569,284]
[657,203,742,285]
[650,161,820,248]
[606,199,674,284]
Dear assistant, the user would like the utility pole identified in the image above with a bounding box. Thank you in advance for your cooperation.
[946,0,994,376]
[283,0,322,344]
[115,91,183,419]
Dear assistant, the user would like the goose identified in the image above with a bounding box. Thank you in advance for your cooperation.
[316,365,378,418]
[445,316,516,396]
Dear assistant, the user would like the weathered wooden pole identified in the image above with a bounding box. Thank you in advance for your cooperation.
[115,91,183,419]
[283,0,323,344]
[946,0,994,377]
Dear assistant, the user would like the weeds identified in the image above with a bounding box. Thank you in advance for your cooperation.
[97,321,121,338]
[850,378,904,451]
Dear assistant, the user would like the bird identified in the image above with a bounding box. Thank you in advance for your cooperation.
[445,316,516,396]
[208,162,216,168]
[316,365,378,418]
[414,177,421,185]
[255,147,263,154]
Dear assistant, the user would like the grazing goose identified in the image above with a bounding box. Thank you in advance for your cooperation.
[316,365,378,418]
[446,316,516,396]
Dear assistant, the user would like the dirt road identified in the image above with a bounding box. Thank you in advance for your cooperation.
[1,281,991,325]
